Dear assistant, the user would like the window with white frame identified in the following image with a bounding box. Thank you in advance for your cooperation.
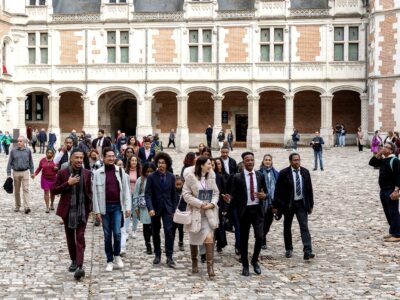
[29,0,46,5]
[334,26,359,61]
[189,29,212,63]
[107,30,129,63]
[28,32,48,64]
[109,0,127,3]
[260,27,284,62]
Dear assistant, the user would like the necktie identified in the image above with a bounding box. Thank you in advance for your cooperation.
[161,174,165,185]
[249,172,255,201]
[294,169,301,197]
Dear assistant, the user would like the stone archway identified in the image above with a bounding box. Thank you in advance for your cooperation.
[59,91,83,134]
[259,90,285,146]
[98,91,137,138]
[25,91,49,132]
[294,91,321,137]
[222,91,248,143]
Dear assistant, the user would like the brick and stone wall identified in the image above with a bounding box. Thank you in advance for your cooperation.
[152,92,177,133]
[59,92,83,133]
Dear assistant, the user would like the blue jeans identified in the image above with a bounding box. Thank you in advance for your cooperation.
[380,188,400,237]
[102,203,123,263]
[314,150,323,170]
[339,135,346,146]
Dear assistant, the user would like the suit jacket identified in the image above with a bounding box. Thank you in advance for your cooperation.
[138,147,155,165]
[91,137,111,151]
[226,157,238,175]
[53,167,93,220]
[230,170,268,218]
[145,171,176,215]
[274,166,314,213]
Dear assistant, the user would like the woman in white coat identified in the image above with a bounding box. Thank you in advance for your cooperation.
[183,156,219,279]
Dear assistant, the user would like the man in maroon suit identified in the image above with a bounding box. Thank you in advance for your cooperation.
[53,148,92,280]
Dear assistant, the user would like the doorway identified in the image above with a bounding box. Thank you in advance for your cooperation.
[235,114,248,142]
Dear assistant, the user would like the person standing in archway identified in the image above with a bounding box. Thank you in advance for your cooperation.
[205,125,213,148]
[167,129,176,149]
[92,129,112,159]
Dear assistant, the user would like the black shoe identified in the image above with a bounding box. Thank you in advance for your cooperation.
[74,267,85,280]
[94,219,100,226]
[167,257,176,268]
[153,256,161,265]
[24,208,31,214]
[285,250,293,258]
[235,248,240,256]
[242,267,250,276]
[178,242,184,252]
[313,168,317,171]
[251,262,261,275]
[304,252,315,260]
[68,260,77,272]
[217,247,222,253]
[321,168,324,171]
[261,245,267,250]
[201,254,206,263]
[146,244,152,255]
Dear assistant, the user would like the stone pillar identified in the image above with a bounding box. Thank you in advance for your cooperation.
[212,94,224,149]
[48,95,61,148]
[360,93,369,137]
[176,94,189,152]
[283,94,294,146]
[246,94,260,151]
[137,94,153,138]
[16,96,27,135]
[320,94,333,147]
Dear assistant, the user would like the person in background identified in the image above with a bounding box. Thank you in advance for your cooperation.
[311,131,325,171]
[227,130,234,151]
[168,129,176,149]
[173,175,186,251]
[217,129,225,150]
[356,127,365,152]
[34,149,58,213]
[48,130,57,151]
[0,130,4,154]
[54,137,74,169]
[138,137,155,165]
[205,125,213,148]
[92,129,112,160]
[116,132,128,154]
[38,128,47,154]
[339,124,346,147]
[2,131,12,156]
[133,162,156,255]
[196,143,206,156]
[291,129,300,151]
[181,152,196,177]
[371,130,382,155]
[31,128,38,154]
[151,133,163,153]
[128,136,140,155]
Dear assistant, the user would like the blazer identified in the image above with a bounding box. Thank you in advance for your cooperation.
[274,166,314,213]
[91,137,112,151]
[53,168,92,220]
[138,147,155,165]
[145,171,176,215]
[230,170,268,218]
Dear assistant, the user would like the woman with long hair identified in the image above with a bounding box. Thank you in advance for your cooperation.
[181,151,196,177]
[196,143,206,156]
[121,155,142,255]
[128,136,140,155]
[34,148,58,212]
[183,156,219,279]
[133,162,156,254]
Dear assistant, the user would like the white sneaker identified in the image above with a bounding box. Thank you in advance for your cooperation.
[115,256,124,269]
[105,262,113,272]
[131,231,137,239]
[120,249,126,257]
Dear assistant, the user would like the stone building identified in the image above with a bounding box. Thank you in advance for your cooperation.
[0,0,397,151]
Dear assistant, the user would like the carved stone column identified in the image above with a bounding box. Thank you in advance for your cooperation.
[137,94,153,138]
[16,96,27,135]
[360,93,369,137]
[246,94,260,151]
[283,94,294,146]
[48,95,61,148]
[320,94,333,147]
[176,94,189,152]
[212,94,224,149]
[81,94,98,136]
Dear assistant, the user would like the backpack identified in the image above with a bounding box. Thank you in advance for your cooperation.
[154,141,163,153]
[390,157,398,172]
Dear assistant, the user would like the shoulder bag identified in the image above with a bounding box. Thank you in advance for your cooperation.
[173,195,192,225]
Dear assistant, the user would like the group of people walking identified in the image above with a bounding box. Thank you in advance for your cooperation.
[6,128,316,281]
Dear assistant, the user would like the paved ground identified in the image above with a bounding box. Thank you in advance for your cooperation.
[0,146,399,299]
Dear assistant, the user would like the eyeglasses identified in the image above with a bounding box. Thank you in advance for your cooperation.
[126,151,133,153]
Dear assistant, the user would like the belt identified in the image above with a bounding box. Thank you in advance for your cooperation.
[14,169,29,172]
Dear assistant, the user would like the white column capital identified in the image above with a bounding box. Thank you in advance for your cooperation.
[360,93,368,101]
[320,94,333,101]
[212,94,224,102]
[247,94,260,102]
[17,96,27,102]
[49,95,61,102]
[144,94,154,102]
[284,94,294,101]
[176,94,189,102]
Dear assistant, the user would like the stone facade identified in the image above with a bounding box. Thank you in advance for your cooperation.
[0,0,396,151]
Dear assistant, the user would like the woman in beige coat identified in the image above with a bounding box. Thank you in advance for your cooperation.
[183,156,219,278]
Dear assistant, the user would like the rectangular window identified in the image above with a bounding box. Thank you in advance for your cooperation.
[274,28,284,42]
[120,31,129,45]
[189,30,199,43]
[28,48,36,64]
[107,47,116,63]
[107,31,116,44]
[25,95,32,121]
[40,48,48,64]
[260,27,284,62]
[189,46,198,62]
[274,44,283,61]
[260,28,270,43]
[36,95,43,121]
[120,47,129,63]
[39,0,46,5]
[40,33,48,46]
[28,33,36,46]
[261,45,270,61]
[29,0,36,5]
[203,46,211,62]
[203,30,212,43]
[333,26,359,62]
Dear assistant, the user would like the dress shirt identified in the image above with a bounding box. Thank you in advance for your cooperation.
[291,167,303,200]
[222,157,230,175]
[244,169,259,206]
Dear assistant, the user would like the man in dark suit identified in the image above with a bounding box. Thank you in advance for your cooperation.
[53,148,92,280]
[230,152,267,276]
[92,129,111,159]
[273,153,315,260]
[138,137,155,165]
[205,125,213,148]
[145,152,177,268]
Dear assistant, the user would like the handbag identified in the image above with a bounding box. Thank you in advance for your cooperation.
[173,195,192,225]
[138,196,147,208]
[3,177,13,194]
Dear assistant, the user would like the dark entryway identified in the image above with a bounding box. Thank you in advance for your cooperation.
[236,114,248,142]
[111,99,137,136]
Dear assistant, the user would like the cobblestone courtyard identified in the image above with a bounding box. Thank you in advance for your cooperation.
[0,147,399,299]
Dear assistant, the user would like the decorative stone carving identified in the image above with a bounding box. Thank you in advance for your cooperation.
[52,14,101,23]
[290,8,330,17]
